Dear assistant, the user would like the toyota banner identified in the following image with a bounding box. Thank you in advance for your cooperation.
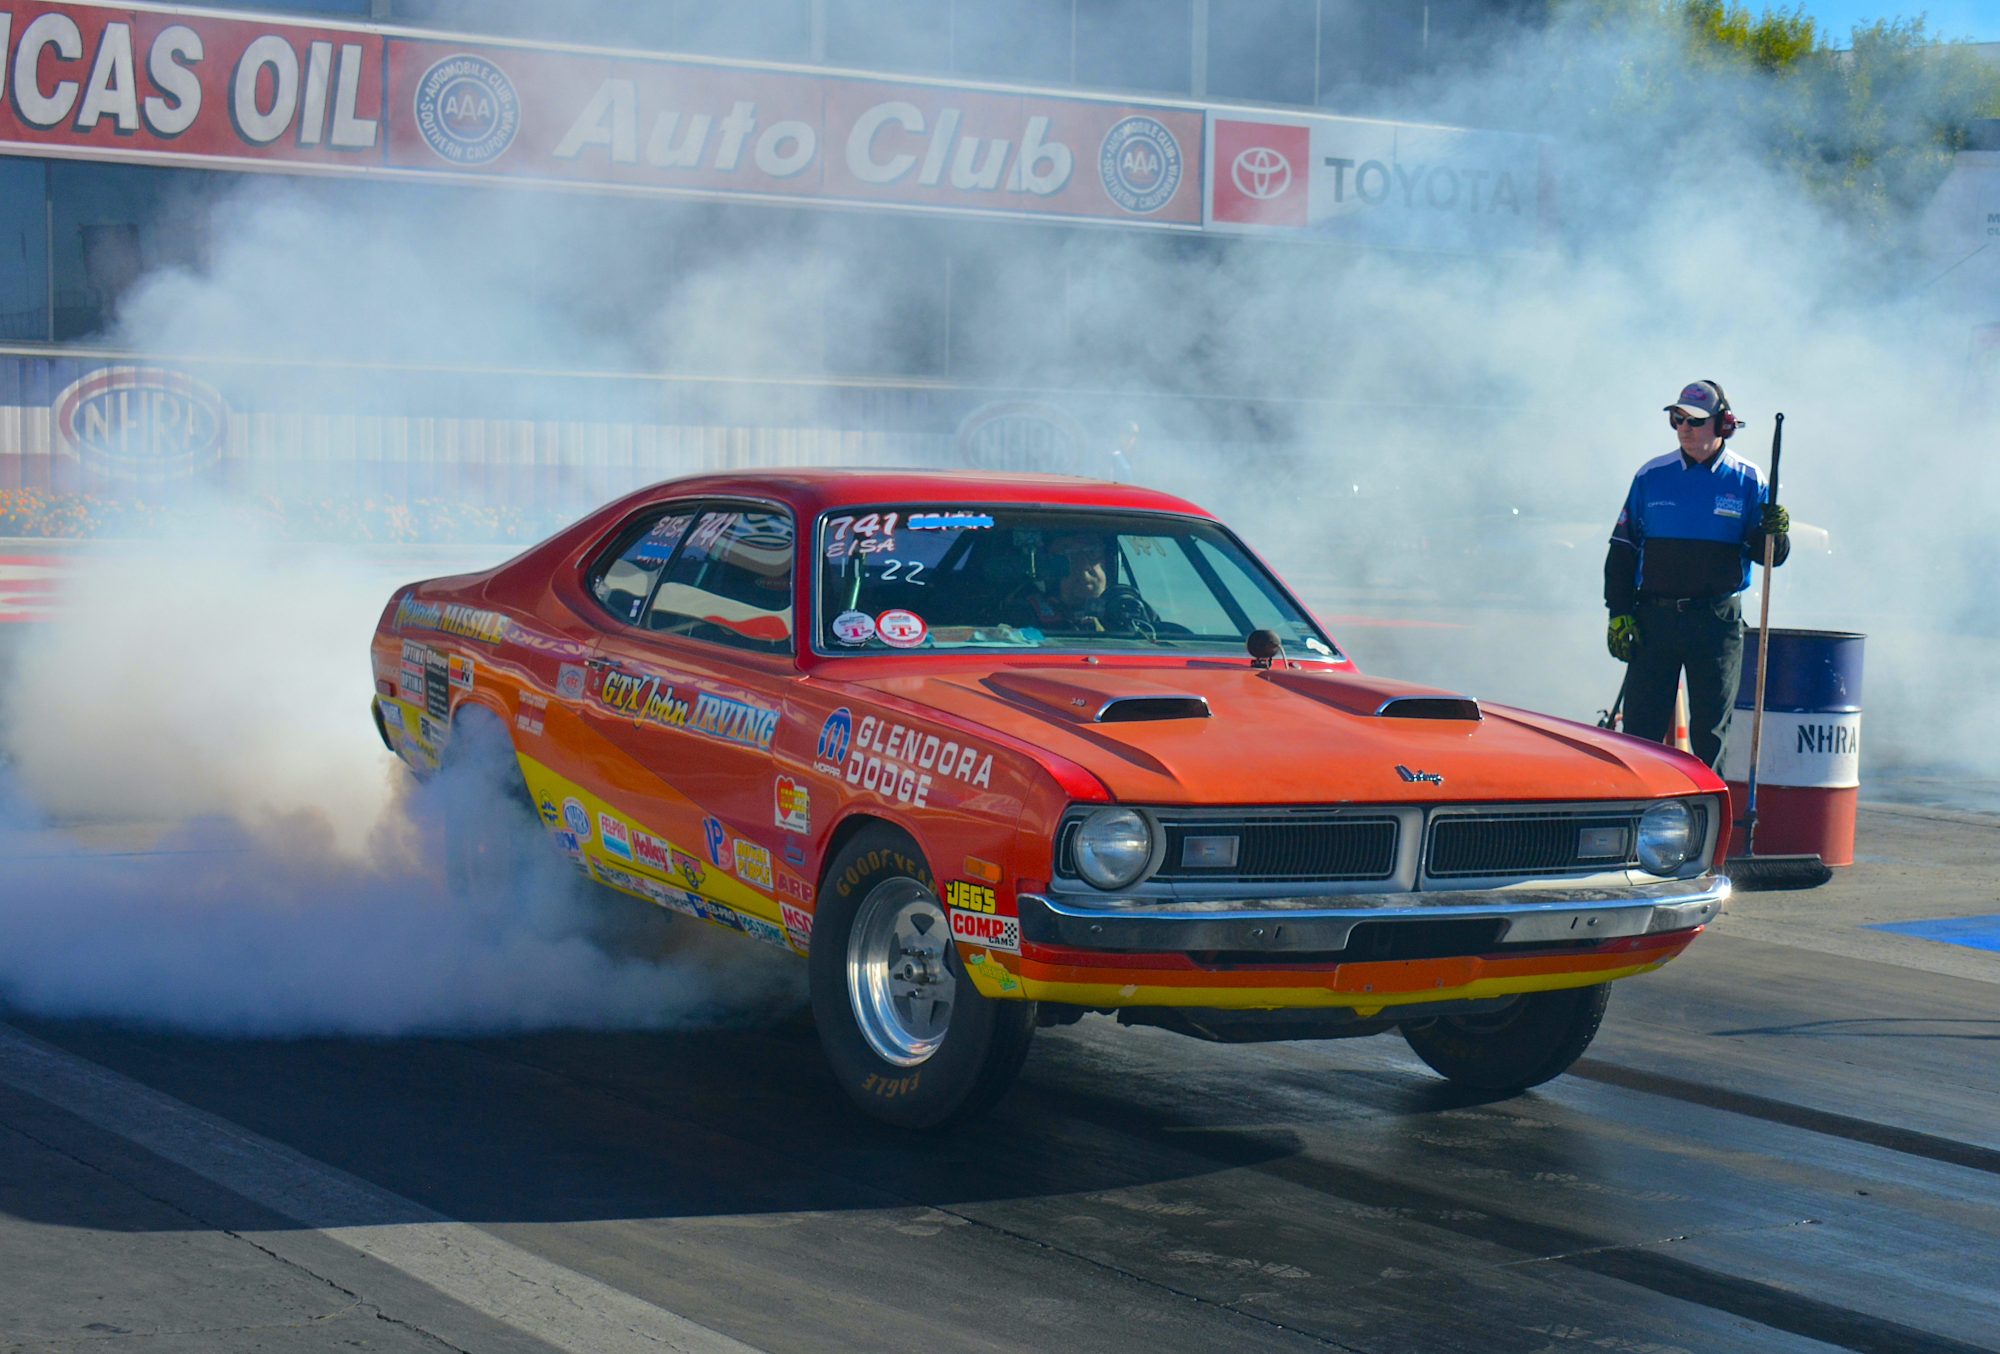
[1204,111,1551,254]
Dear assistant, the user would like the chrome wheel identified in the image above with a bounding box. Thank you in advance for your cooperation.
[846,878,957,1066]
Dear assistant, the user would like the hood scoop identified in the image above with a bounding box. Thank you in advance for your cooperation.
[981,671,1212,724]
[1096,695,1211,723]
[1262,670,1482,721]
[1377,695,1482,721]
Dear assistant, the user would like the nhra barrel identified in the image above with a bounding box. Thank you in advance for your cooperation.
[1721,629,1864,867]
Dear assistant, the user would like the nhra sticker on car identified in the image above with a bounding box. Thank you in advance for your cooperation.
[876,610,927,648]
[774,776,811,834]
[831,610,875,645]
[563,798,593,841]
[948,909,1020,954]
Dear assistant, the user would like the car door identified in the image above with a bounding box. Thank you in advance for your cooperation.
[578,501,797,944]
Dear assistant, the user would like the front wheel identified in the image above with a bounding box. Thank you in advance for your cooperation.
[1399,984,1610,1092]
[810,827,1036,1129]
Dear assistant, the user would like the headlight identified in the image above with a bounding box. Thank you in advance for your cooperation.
[1073,808,1154,890]
[1636,800,1695,875]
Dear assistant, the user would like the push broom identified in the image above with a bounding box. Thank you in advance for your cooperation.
[1727,411,1833,891]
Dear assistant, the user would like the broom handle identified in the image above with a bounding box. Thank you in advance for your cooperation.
[1743,413,1783,850]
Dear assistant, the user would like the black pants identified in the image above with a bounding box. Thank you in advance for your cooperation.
[1624,595,1743,772]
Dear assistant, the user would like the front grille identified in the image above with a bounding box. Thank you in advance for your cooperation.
[1426,810,1644,879]
[1156,813,1401,883]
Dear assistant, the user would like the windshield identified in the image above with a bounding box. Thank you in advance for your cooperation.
[814,506,1342,658]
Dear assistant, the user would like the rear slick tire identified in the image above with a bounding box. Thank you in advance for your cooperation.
[1399,984,1611,1092]
[810,826,1036,1129]
[440,708,537,903]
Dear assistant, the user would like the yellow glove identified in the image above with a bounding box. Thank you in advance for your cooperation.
[1607,614,1638,662]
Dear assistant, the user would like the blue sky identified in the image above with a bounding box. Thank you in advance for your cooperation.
[1795,0,2000,44]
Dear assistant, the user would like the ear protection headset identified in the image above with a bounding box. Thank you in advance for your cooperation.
[1698,378,1739,439]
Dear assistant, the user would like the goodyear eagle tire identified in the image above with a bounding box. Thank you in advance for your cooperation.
[810,826,1036,1129]
[1399,984,1611,1092]
[441,707,537,903]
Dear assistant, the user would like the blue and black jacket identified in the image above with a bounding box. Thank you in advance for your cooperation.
[1604,447,1788,613]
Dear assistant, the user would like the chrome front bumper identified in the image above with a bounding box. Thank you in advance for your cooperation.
[1016,874,1728,955]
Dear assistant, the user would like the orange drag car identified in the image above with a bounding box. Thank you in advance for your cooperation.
[369,471,1728,1127]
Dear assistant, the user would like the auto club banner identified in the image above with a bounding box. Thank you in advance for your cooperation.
[0,1,1202,227]
[1204,110,1551,254]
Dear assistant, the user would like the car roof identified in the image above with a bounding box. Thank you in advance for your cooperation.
[617,468,1216,521]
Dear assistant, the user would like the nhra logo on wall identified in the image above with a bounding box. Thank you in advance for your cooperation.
[52,368,228,482]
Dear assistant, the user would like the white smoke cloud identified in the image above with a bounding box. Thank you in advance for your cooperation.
[5,0,1999,1039]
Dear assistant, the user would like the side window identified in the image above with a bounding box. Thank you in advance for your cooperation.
[588,509,696,624]
[649,509,795,653]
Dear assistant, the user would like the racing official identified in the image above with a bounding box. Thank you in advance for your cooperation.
[1604,380,1789,771]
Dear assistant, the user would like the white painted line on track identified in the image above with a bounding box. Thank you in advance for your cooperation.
[0,1021,764,1354]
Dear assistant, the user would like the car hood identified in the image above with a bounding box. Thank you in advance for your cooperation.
[834,663,1710,804]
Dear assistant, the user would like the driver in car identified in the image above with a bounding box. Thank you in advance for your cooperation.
[1014,532,1148,632]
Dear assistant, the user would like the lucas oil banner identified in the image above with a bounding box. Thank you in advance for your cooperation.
[0,1,1201,227]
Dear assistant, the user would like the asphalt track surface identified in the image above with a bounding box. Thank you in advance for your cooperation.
[3,804,1997,1353]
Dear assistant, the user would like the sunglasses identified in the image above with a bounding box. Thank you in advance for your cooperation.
[1668,412,1710,429]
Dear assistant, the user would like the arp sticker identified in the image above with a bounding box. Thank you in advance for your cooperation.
[557,664,587,700]
[832,610,876,645]
[775,776,811,834]
[876,610,927,648]
[949,908,1020,952]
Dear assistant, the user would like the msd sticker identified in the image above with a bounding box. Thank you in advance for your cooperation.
[780,901,814,953]
[949,908,1020,954]
[876,610,927,648]
[775,776,811,834]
